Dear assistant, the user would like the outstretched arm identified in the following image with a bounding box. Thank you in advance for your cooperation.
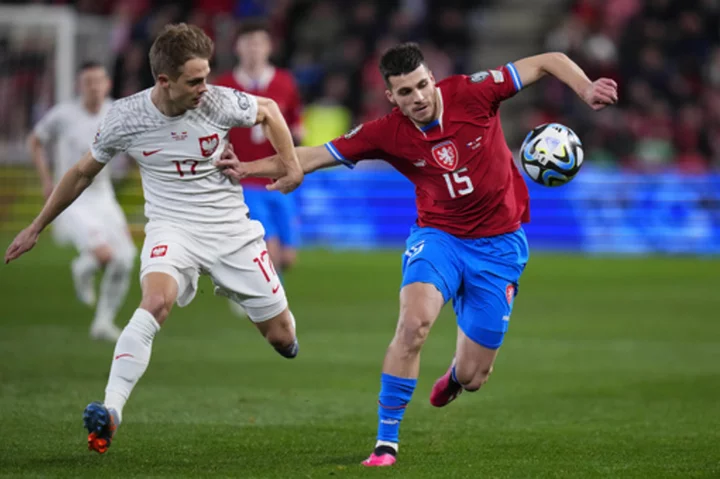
[217,145,337,189]
[513,52,618,110]
[5,152,105,263]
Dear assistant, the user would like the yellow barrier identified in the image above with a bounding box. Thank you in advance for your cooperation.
[0,166,146,240]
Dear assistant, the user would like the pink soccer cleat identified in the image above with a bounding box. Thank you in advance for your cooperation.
[429,366,463,407]
[362,452,397,467]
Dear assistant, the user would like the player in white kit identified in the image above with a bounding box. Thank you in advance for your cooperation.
[4,24,305,454]
[28,61,136,342]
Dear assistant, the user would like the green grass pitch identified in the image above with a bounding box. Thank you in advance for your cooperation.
[1,238,719,478]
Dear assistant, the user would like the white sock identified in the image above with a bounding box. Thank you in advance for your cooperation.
[104,308,160,422]
[375,440,398,452]
[93,257,132,327]
[75,251,100,275]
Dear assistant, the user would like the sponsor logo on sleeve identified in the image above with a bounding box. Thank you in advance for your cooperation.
[344,124,363,139]
[470,71,489,83]
[234,90,250,110]
[490,70,504,83]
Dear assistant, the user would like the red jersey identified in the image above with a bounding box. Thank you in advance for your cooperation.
[326,64,530,239]
[214,67,302,187]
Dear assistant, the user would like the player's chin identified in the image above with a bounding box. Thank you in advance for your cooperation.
[412,112,432,124]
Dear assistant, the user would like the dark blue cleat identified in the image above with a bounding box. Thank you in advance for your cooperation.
[83,401,117,454]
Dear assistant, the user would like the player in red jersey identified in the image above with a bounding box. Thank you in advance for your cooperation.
[217,43,618,466]
[215,19,303,286]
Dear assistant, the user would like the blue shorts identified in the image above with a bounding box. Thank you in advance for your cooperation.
[243,187,300,247]
[401,226,529,349]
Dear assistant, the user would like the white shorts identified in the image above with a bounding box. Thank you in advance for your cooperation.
[139,220,287,323]
[52,189,136,258]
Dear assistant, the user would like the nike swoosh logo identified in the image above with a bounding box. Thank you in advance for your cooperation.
[142,149,162,156]
[114,353,134,360]
[272,284,280,294]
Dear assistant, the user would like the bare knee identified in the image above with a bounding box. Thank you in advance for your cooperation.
[139,272,177,324]
[386,283,443,364]
[139,292,173,324]
[392,314,432,357]
[93,245,114,266]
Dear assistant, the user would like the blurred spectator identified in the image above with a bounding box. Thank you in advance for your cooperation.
[301,72,352,147]
[543,0,720,172]
[91,0,476,135]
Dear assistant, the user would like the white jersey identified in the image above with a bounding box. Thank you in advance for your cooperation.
[90,85,259,234]
[33,99,114,193]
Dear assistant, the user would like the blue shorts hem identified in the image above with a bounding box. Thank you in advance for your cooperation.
[459,325,505,349]
[401,259,452,303]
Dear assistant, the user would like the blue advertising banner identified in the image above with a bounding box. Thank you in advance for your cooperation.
[293,166,720,255]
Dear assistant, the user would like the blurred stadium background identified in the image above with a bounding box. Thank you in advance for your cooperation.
[2,0,719,251]
[1,1,719,477]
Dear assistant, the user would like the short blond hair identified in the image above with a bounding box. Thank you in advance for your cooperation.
[149,23,214,80]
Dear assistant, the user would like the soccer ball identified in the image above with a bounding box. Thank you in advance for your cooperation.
[519,123,584,187]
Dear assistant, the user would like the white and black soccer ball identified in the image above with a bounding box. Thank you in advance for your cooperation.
[519,123,584,187]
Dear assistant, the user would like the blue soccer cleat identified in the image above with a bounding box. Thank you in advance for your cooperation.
[83,401,118,454]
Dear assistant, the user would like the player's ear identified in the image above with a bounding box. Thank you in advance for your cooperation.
[157,73,170,88]
[385,89,396,105]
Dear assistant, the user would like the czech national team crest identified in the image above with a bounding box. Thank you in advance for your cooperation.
[198,133,220,157]
[506,284,515,304]
[431,140,459,171]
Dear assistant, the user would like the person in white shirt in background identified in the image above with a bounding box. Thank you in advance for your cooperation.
[28,61,136,342]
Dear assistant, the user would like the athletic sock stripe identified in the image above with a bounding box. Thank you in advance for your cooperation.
[378,401,408,410]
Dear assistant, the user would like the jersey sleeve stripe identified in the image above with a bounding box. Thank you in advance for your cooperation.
[506,63,523,92]
[324,141,355,169]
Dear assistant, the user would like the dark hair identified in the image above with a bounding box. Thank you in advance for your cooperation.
[379,42,426,86]
[149,23,214,80]
[78,60,104,74]
[237,18,271,37]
